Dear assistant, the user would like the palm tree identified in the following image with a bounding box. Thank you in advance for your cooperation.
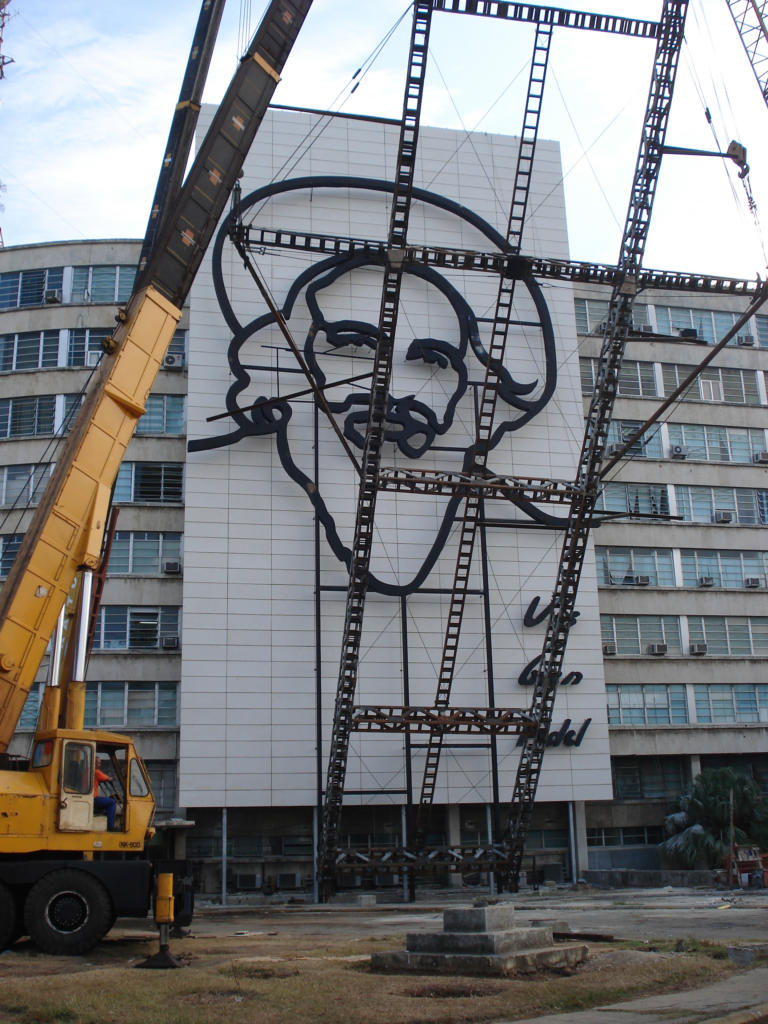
[660,767,768,869]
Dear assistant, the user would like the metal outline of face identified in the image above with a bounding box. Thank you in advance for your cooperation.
[189,176,561,596]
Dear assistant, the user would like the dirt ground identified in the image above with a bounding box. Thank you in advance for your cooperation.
[186,883,768,944]
[0,886,765,1024]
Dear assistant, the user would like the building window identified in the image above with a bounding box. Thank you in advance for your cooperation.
[655,305,738,344]
[0,463,53,507]
[607,684,688,725]
[606,420,663,458]
[17,682,42,729]
[574,299,647,334]
[662,364,760,405]
[92,606,180,650]
[597,482,670,517]
[67,328,112,367]
[108,532,182,575]
[595,546,675,586]
[757,315,768,348]
[0,395,55,438]
[687,616,768,656]
[680,549,768,589]
[667,422,766,463]
[0,533,23,578]
[71,265,136,304]
[167,330,186,366]
[675,485,768,525]
[144,761,177,812]
[0,331,59,372]
[694,684,768,724]
[113,463,183,504]
[600,614,682,655]
[612,756,689,800]
[0,267,64,310]
[523,829,570,850]
[84,680,178,727]
[587,825,663,847]
[574,298,609,334]
[580,358,657,398]
[135,395,185,435]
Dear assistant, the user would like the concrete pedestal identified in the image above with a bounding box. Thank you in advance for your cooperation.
[371,903,588,977]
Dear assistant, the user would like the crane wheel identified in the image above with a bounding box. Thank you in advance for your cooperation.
[0,881,17,951]
[24,870,112,956]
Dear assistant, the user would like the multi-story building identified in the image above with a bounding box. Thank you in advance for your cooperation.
[576,285,768,871]
[2,107,766,894]
[0,239,188,851]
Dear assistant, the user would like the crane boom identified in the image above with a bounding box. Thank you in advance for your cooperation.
[726,1,768,104]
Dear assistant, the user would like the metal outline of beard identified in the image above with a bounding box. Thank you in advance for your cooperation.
[189,176,561,596]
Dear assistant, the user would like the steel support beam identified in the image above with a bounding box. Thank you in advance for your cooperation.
[377,467,580,503]
[432,1,659,39]
[317,2,434,892]
[504,0,689,889]
[239,226,758,296]
[352,705,535,734]
[415,22,554,831]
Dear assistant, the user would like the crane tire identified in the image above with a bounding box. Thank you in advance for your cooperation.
[0,881,17,951]
[24,870,112,956]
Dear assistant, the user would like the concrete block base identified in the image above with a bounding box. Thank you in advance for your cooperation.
[406,926,553,955]
[370,902,587,977]
[371,943,588,976]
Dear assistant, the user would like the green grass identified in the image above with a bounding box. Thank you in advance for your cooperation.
[0,930,741,1024]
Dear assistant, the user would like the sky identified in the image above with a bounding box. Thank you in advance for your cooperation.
[1,0,767,282]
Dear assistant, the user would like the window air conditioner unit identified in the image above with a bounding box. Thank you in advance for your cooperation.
[277,872,300,890]
[85,350,101,368]
[697,576,715,587]
[752,451,768,464]
[44,289,62,304]
[670,444,688,459]
[235,872,262,891]
[679,328,698,339]
[690,643,708,655]
[647,643,668,655]
[164,352,184,369]
[745,577,761,589]
[714,510,733,523]
[737,334,755,347]
[162,559,182,575]
[607,443,625,457]
[624,573,650,585]
[640,324,654,334]
[161,635,180,650]
[602,642,617,655]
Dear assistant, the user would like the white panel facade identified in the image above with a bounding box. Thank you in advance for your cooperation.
[180,106,612,810]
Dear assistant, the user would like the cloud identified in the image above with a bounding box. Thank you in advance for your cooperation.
[1,0,766,279]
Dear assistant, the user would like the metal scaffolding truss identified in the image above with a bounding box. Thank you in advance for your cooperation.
[726,1,768,103]
[413,18,554,835]
[316,1,435,890]
[505,1,690,883]
[230,0,737,893]
[238,226,758,296]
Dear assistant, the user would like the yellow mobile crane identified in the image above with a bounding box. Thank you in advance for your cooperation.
[0,0,311,954]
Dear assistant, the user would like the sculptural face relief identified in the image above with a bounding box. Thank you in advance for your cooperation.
[190,178,559,595]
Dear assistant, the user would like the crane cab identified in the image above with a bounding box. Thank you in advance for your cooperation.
[0,729,155,855]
